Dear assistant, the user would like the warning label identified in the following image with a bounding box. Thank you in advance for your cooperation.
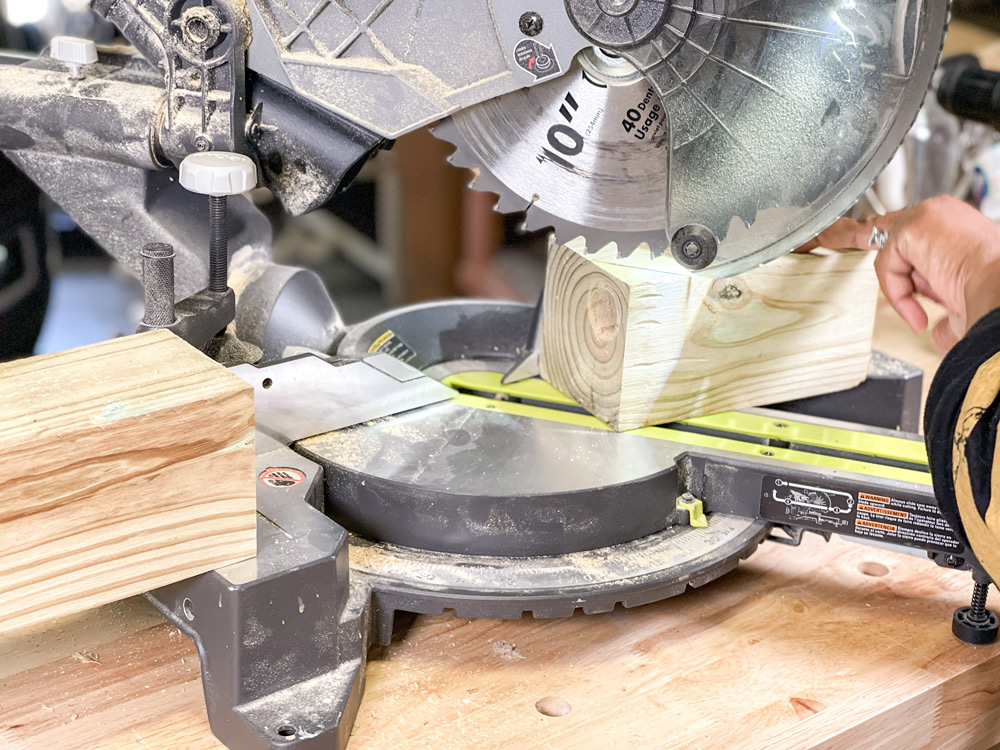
[259,467,306,488]
[760,475,961,554]
[367,330,417,363]
[513,39,561,81]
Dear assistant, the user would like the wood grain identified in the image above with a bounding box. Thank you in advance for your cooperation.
[2,535,998,750]
[0,330,256,636]
[541,244,879,430]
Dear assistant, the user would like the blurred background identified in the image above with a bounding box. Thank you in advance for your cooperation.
[0,1,998,361]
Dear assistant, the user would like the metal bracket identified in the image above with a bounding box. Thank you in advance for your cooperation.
[675,492,708,528]
[146,441,370,749]
[230,353,455,443]
[93,0,249,161]
[137,286,235,350]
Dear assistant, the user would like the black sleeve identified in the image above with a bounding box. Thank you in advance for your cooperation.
[926,307,1000,578]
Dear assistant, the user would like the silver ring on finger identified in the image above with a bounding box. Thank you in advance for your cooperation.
[869,226,890,250]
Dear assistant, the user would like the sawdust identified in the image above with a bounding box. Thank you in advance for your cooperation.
[344,515,767,615]
[0,598,160,678]
[868,350,915,378]
[490,640,525,662]
[71,650,100,665]
[300,430,381,471]
[348,541,406,574]
[300,416,435,472]
[227,247,269,298]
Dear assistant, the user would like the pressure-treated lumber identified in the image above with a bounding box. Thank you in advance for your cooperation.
[540,243,879,430]
[0,330,256,635]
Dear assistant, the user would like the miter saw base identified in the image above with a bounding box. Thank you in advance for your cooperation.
[144,300,927,750]
[146,432,769,750]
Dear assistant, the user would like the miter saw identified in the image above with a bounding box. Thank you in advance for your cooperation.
[1,1,992,748]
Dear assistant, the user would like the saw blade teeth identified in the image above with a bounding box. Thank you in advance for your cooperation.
[581,238,609,254]
[616,242,639,259]
[446,151,477,171]
[508,212,529,233]
[495,191,530,215]
[520,203,550,234]
[429,117,460,142]
[433,109,674,263]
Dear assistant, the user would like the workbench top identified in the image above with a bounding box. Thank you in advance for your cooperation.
[2,532,999,750]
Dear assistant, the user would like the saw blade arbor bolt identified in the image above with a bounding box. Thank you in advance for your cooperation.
[519,11,544,36]
[598,0,639,15]
[565,0,665,47]
[671,224,718,271]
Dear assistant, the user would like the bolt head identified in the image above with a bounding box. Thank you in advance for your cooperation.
[179,152,258,197]
[682,240,701,259]
[180,6,223,51]
[670,224,719,271]
[519,11,544,36]
[597,0,639,16]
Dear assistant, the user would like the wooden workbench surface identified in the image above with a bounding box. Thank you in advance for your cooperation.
[2,532,1000,750]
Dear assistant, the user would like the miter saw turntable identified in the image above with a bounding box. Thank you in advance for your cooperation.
[141,298,976,750]
[0,0,990,748]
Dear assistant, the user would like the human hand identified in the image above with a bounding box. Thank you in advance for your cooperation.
[799,196,1000,351]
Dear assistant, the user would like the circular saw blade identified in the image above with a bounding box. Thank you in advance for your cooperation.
[433,48,671,259]
[435,0,950,275]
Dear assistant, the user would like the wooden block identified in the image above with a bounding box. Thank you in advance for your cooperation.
[540,243,878,430]
[0,330,256,635]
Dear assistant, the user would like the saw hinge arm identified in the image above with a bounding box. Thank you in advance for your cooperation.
[94,0,251,163]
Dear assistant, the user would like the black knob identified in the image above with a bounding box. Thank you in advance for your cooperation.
[937,55,1000,127]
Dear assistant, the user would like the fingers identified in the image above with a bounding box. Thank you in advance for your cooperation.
[911,270,944,305]
[809,212,927,332]
[891,293,929,334]
[810,197,998,345]
[811,215,890,252]
[874,246,928,333]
